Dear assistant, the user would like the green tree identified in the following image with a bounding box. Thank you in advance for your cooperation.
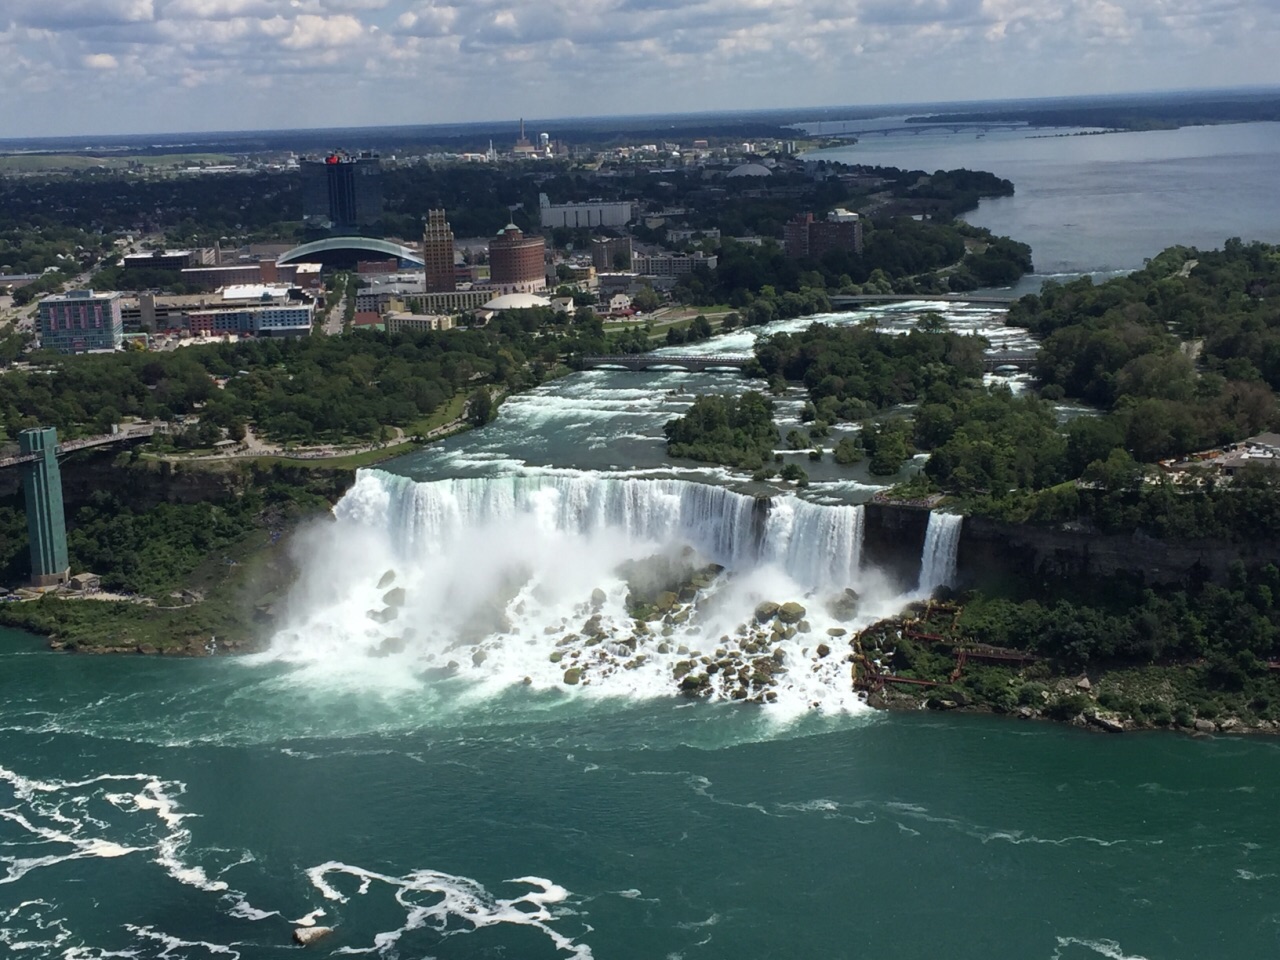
[467,388,494,426]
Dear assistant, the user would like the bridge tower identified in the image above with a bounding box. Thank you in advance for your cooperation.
[19,428,69,587]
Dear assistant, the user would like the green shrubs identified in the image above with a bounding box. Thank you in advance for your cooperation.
[1044,693,1091,721]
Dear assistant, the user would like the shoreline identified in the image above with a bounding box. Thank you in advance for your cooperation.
[866,681,1280,737]
[16,602,1279,739]
[30,632,1280,738]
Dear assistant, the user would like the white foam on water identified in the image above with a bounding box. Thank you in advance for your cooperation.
[0,899,77,954]
[0,763,279,946]
[0,766,149,886]
[305,861,591,958]
[226,900,280,921]
[117,780,229,895]
[1052,937,1157,960]
[124,925,241,958]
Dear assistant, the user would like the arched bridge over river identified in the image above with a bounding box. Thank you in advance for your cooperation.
[829,294,1016,308]
[579,355,753,372]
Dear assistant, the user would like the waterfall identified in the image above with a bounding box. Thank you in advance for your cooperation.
[917,512,963,595]
[341,469,865,589]
[266,469,882,714]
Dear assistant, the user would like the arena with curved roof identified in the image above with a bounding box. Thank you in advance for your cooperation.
[276,237,424,269]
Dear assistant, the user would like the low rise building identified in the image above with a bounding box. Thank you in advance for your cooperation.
[180,260,323,292]
[667,227,721,244]
[632,252,717,277]
[399,289,492,314]
[355,278,426,314]
[185,284,314,338]
[120,293,211,332]
[38,289,124,354]
[123,249,210,271]
[559,263,597,286]
[540,194,633,229]
[385,312,456,334]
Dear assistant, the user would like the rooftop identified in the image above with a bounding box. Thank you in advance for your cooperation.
[42,289,118,302]
[726,163,772,178]
[221,284,295,303]
[482,292,551,311]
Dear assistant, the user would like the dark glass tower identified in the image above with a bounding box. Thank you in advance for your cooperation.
[301,152,383,230]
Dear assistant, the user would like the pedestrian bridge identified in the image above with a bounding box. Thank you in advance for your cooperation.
[579,354,752,373]
[982,353,1037,373]
[0,425,163,470]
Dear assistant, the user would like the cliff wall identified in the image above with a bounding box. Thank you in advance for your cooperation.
[0,450,355,512]
[862,502,931,593]
[958,515,1280,589]
[865,502,1280,593]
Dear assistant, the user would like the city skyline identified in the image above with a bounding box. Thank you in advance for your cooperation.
[0,0,1276,137]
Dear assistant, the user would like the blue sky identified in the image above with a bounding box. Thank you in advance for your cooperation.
[0,0,1275,135]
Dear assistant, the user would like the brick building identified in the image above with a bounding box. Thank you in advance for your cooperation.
[488,225,547,294]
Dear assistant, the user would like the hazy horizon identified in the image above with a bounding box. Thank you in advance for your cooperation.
[3,0,1278,137]
[2,84,1279,147]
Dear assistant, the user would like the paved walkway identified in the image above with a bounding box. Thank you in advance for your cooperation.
[161,418,469,464]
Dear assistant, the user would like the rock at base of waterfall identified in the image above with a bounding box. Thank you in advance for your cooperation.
[778,602,806,624]
[293,927,334,946]
[754,601,780,623]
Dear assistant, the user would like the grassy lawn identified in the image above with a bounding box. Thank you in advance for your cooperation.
[248,391,474,469]
[409,391,468,436]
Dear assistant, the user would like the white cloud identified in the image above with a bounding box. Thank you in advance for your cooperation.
[280,12,364,48]
[0,0,1271,134]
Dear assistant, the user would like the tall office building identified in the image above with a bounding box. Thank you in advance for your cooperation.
[591,236,632,272]
[300,152,383,229]
[38,290,124,354]
[422,209,456,293]
[489,225,547,293]
[784,209,863,260]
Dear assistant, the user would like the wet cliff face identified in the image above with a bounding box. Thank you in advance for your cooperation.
[864,502,1280,597]
[957,515,1280,590]
[862,503,931,594]
[0,454,244,511]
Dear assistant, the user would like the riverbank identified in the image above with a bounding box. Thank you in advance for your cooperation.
[0,458,354,654]
[851,605,1280,736]
[0,518,304,655]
